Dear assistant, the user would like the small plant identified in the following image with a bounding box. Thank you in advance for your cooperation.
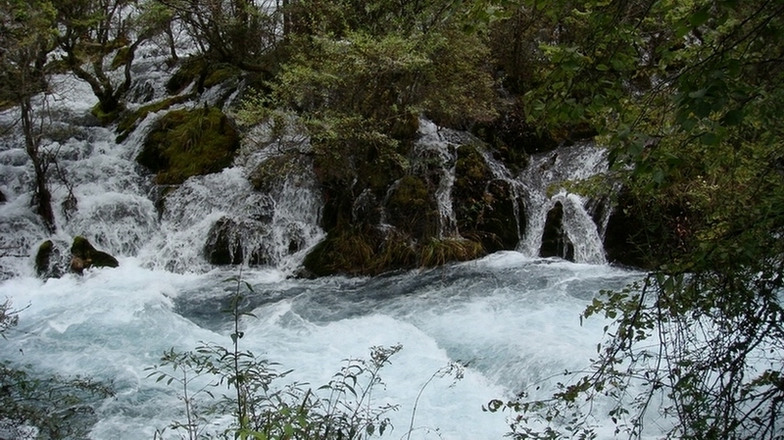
[150,271,401,439]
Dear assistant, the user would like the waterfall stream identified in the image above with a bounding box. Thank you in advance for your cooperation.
[0,45,646,439]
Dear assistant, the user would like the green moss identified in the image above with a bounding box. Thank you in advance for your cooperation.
[136,106,240,185]
[203,63,241,89]
[116,94,194,143]
[35,240,58,278]
[110,46,132,70]
[418,237,485,268]
[302,227,417,277]
[166,57,242,95]
[166,57,206,95]
[386,175,437,239]
[452,145,524,252]
[249,154,305,192]
[91,102,121,126]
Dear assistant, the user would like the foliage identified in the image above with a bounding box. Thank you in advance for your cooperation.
[484,0,784,439]
[148,276,401,439]
[153,0,281,72]
[54,0,161,117]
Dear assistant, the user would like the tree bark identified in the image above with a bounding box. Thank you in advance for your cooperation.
[20,96,55,233]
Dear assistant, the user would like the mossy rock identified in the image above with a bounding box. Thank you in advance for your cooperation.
[302,227,417,277]
[453,145,523,251]
[110,46,132,70]
[166,57,242,95]
[70,236,119,273]
[91,102,122,126]
[204,217,268,266]
[116,94,194,143]
[203,63,242,89]
[386,175,438,239]
[249,154,307,193]
[166,57,206,95]
[35,239,64,279]
[137,106,240,185]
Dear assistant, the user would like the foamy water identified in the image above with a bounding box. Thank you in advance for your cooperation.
[0,253,639,439]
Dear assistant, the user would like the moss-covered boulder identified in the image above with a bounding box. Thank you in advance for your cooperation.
[91,101,122,126]
[136,106,240,184]
[453,145,524,252]
[70,236,119,274]
[166,56,242,95]
[116,94,193,143]
[302,227,416,277]
[35,240,64,279]
[386,175,438,239]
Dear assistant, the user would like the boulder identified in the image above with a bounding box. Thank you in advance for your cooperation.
[539,202,575,261]
[70,236,119,274]
[35,240,64,279]
[136,106,240,184]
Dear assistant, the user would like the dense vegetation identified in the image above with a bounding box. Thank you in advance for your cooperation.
[2,0,784,438]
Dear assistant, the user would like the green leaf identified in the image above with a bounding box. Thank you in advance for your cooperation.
[722,109,743,126]
[700,132,719,145]
[689,9,710,27]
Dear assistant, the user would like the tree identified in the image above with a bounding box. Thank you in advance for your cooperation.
[0,0,58,232]
[54,0,161,119]
[483,1,784,438]
[153,0,281,72]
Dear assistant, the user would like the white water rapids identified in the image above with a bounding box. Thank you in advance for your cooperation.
[0,47,648,439]
[0,255,638,439]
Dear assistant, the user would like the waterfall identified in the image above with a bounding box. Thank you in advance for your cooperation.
[410,119,470,238]
[517,142,610,264]
[0,41,655,440]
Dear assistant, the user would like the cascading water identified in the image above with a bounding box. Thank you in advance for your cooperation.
[517,143,610,264]
[0,43,653,439]
[409,119,471,238]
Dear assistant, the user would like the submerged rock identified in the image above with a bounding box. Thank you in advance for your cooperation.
[70,236,119,274]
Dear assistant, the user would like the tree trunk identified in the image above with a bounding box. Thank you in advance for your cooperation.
[21,97,56,233]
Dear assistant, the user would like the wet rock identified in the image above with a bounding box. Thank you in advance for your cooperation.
[35,240,64,279]
[70,236,119,274]
[540,202,574,261]
[136,106,240,185]
[204,217,268,266]
[453,145,524,252]
[385,175,437,240]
